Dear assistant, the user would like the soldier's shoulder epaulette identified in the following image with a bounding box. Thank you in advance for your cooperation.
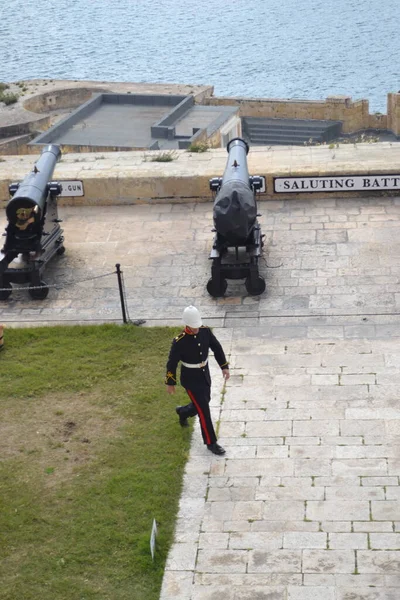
[174,332,186,342]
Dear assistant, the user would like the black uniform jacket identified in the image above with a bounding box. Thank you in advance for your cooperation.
[165,326,229,388]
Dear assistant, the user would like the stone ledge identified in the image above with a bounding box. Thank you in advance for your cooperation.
[2,143,400,207]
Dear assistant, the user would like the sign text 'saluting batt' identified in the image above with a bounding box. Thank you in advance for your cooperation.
[274,175,400,193]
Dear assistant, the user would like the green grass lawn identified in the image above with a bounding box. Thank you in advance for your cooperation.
[0,324,192,600]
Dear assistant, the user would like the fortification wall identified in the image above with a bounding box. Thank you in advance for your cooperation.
[387,93,400,135]
[202,95,376,134]
[2,143,400,209]
[23,87,102,114]
[1,82,400,158]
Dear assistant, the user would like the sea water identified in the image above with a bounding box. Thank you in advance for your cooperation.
[0,0,398,112]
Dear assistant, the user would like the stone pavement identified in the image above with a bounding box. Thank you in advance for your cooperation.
[2,195,400,326]
[2,195,400,598]
[161,324,400,600]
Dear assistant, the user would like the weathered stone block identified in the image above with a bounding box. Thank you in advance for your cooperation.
[248,549,302,573]
[332,459,387,477]
[329,533,368,549]
[358,550,400,573]
[283,532,327,549]
[307,501,370,521]
[288,587,335,600]
[302,549,355,573]
[371,501,400,521]
[229,531,283,551]
[196,549,248,573]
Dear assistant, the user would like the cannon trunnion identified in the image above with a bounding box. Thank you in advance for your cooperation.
[0,145,65,300]
[207,138,265,297]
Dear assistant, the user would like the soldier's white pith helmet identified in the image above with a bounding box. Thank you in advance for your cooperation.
[183,305,202,328]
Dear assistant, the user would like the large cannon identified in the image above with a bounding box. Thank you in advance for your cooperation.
[207,138,265,297]
[0,145,65,300]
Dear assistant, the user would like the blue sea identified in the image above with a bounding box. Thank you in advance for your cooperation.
[0,0,398,112]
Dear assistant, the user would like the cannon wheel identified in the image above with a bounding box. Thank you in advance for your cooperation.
[0,281,12,301]
[207,277,227,298]
[56,245,66,256]
[245,275,266,296]
[29,281,49,300]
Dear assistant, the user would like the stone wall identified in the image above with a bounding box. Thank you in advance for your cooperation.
[387,93,400,135]
[368,112,388,130]
[0,134,36,155]
[23,88,104,114]
[202,95,384,135]
[2,85,400,162]
[0,115,51,141]
[2,143,400,209]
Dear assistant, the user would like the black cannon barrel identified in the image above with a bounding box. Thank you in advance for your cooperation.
[213,137,257,244]
[221,137,250,186]
[6,145,61,225]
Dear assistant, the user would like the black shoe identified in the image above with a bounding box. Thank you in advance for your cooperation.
[207,443,226,455]
[175,406,189,427]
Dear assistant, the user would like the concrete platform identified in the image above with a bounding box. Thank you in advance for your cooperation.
[30,93,238,151]
[45,103,171,148]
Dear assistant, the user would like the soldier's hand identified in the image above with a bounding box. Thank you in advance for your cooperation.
[167,385,176,394]
[222,369,230,381]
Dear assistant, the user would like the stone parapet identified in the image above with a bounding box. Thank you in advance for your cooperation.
[1,143,400,207]
[203,95,374,134]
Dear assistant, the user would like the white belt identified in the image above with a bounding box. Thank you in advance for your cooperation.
[181,358,208,369]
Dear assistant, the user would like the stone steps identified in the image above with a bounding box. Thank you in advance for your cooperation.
[243,117,342,146]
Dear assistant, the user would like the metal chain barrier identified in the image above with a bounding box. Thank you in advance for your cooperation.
[0,271,116,292]
[0,264,146,326]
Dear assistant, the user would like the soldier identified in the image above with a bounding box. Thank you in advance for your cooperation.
[165,305,230,455]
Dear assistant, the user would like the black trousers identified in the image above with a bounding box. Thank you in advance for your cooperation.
[180,383,217,445]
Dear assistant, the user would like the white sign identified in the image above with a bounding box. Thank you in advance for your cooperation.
[150,519,158,560]
[59,180,84,197]
[274,175,400,193]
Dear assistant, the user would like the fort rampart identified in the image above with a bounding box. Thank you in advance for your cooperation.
[1,81,400,157]
[2,82,400,207]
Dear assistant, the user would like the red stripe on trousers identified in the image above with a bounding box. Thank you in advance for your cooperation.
[187,389,211,445]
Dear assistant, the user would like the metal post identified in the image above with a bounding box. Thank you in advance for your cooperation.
[115,263,128,324]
